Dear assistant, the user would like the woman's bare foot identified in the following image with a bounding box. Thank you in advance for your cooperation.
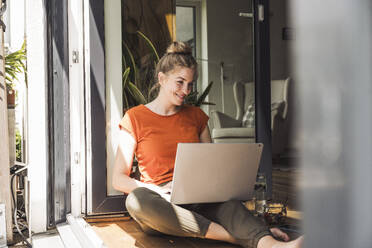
[270,227,290,241]
[281,236,303,248]
[258,235,303,248]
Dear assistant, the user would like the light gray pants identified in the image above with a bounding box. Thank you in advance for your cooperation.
[126,187,271,248]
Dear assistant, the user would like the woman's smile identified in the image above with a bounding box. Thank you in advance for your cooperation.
[175,92,185,102]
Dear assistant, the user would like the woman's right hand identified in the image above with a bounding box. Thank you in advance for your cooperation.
[159,181,172,194]
[156,181,172,202]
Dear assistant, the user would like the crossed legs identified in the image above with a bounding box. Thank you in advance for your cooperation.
[126,187,302,248]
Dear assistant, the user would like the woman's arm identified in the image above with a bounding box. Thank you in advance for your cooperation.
[112,129,166,194]
[200,125,212,143]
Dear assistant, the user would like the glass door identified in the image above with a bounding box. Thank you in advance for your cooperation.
[87,0,271,214]
[87,0,177,215]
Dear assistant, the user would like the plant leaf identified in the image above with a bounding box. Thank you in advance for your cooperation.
[137,30,160,62]
[196,81,214,107]
[123,90,130,112]
[122,67,130,89]
[200,102,216,105]
[122,55,127,71]
[123,42,137,85]
[127,82,147,105]
[5,40,26,87]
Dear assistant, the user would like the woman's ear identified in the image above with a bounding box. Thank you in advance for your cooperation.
[158,72,166,86]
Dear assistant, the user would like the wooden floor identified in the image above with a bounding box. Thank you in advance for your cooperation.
[90,218,239,248]
[89,211,301,248]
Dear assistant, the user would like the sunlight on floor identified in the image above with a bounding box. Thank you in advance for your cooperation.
[91,223,139,248]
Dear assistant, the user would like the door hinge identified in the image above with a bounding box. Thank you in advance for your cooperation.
[74,152,80,164]
[72,50,79,63]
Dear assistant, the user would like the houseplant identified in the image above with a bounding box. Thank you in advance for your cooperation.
[5,41,27,107]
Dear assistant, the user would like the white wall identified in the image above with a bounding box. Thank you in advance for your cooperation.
[206,0,254,123]
[26,0,48,233]
[270,0,291,80]
[4,0,25,51]
[270,0,298,153]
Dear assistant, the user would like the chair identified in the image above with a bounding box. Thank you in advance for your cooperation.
[211,78,290,156]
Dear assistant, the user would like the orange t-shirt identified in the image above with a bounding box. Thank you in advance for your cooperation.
[119,104,209,185]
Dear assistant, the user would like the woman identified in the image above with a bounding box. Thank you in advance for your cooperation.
[112,41,303,248]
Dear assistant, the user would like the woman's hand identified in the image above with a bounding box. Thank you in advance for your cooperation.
[200,125,212,143]
[156,181,172,202]
[160,181,172,194]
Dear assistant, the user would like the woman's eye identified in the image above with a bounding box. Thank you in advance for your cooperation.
[177,81,183,85]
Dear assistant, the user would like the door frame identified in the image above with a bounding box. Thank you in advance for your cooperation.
[45,0,71,227]
[253,0,272,197]
[86,0,125,215]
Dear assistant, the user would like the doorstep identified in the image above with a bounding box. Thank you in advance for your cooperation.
[32,215,105,248]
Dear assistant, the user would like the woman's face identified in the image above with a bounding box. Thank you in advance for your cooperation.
[158,66,195,106]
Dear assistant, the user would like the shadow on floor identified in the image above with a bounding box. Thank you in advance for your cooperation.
[90,219,240,248]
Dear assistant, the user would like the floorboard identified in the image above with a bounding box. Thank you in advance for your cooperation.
[90,219,239,248]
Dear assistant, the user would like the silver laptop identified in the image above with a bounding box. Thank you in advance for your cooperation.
[170,143,263,204]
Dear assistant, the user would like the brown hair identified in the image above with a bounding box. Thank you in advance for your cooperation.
[149,41,198,98]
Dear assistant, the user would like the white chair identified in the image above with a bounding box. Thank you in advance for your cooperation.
[211,78,290,156]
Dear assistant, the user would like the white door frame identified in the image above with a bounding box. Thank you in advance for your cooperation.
[68,0,86,216]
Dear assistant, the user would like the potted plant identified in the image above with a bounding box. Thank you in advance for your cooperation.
[5,41,26,108]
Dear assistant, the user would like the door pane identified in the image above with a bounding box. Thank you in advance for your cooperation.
[176,6,196,56]
[203,0,255,142]
[106,0,176,198]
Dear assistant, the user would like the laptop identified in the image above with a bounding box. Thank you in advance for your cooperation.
[169,143,263,204]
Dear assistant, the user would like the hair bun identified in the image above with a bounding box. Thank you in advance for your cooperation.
[166,41,192,55]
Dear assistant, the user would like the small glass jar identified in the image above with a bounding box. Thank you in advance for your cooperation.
[254,173,267,214]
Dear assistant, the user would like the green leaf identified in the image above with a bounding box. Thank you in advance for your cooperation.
[123,42,137,85]
[127,82,147,105]
[137,30,160,62]
[200,102,216,105]
[122,67,131,89]
[196,81,214,107]
[122,55,127,70]
[5,40,26,87]
[123,90,130,111]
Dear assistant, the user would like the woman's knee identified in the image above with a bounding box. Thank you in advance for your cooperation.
[125,187,159,217]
